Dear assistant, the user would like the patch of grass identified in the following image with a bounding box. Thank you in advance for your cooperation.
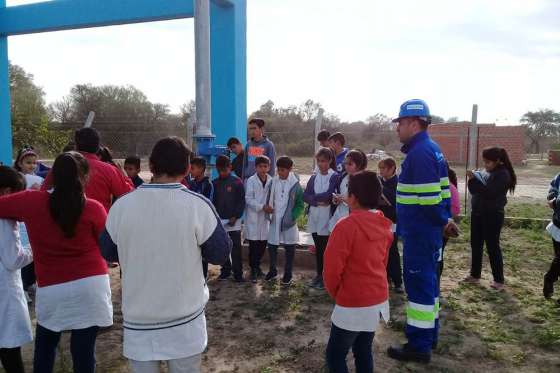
[506,201,550,220]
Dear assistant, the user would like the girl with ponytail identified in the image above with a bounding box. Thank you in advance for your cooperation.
[0,151,112,372]
[465,147,516,290]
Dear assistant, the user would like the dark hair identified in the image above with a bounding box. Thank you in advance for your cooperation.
[378,157,397,171]
[447,166,458,187]
[216,155,231,170]
[345,149,368,171]
[248,118,265,128]
[49,152,89,238]
[227,137,241,147]
[348,171,382,209]
[216,154,231,170]
[124,156,141,169]
[328,132,345,147]
[481,147,517,193]
[75,128,100,154]
[255,155,270,167]
[97,146,115,165]
[0,165,25,192]
[149,137,192,177]
[317,130,331,142]
[14,146,37,172]
[191,156,207,170]
[316,147,336,170]
[276,156,293,169]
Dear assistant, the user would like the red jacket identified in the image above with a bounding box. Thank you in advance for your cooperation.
[0,191,108,287]
[324,209,393,307]
[42,152,133,212]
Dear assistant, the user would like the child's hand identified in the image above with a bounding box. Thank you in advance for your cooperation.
[548,198,556,209]
[263,205,274,214]
[332,194,341,205]
[444,221,460,238]
[30,183,41,190]
[466,170,474,179]
[228,217,237,226]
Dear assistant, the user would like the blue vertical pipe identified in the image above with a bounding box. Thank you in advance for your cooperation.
[210,0,246,147]
[0,0,11,165]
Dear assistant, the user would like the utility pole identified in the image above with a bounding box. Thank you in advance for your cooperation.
[465,104,478,215]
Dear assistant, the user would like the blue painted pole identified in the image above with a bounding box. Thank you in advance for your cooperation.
[210,0,247,146]
[0,0,12,165]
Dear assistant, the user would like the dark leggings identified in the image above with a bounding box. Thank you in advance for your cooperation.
[386,233,402,287]
[545,239,560,284]
[0,347,25,373]
[470,212,505,283]
[248,240,267,272]
[312,233,329,278]
[33,324,98,373]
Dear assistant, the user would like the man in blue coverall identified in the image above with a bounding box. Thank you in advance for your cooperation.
[387,99,457,363]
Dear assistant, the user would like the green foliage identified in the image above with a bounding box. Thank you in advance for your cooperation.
[9,63,65,156]
[521,109,560,154]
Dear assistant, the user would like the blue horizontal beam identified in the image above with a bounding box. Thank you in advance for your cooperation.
[0,0,195,36]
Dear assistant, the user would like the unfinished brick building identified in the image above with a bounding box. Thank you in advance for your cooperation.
[428,122,526,165]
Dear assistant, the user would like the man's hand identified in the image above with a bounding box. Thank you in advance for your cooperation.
[444,221,460,238]
[228,217,237,226]
[466,170,475,180]
[548,198,556,209]
[263,205,274,214]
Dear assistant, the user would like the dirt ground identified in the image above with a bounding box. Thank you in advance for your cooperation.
[10,217,560,372]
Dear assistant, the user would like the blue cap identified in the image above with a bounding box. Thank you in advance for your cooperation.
[392,99,431,123]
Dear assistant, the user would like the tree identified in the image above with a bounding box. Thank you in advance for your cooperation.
[447,116,460,123]
[10,62,68,155]
[298,99,322,122]
[431,115,445,124]
[521,109,560,154]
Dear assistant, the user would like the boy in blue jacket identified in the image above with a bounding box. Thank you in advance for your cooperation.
[213,155,245,282]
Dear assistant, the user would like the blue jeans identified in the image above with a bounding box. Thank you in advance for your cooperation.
[326,324,375,373]
[34,324,98,373]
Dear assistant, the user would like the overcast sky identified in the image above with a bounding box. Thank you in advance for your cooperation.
[6,0,560,124]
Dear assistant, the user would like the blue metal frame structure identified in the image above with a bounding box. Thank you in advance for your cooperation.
[0,0,246,165]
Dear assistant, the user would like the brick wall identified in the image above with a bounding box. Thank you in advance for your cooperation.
[428,122,526,165]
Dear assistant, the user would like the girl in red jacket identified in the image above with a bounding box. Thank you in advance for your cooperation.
[324,171,393,373]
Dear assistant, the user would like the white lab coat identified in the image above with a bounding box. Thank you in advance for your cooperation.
[267,173,300,246]
[244,174,272,241]
[0,218,33,348]
[307,169,336,236]
[328,174,350,232]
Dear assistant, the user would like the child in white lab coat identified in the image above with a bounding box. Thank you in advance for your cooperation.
[303,148,338,289]
[264,156,304,286]
[0,166,33,372]
[245,156,273,283]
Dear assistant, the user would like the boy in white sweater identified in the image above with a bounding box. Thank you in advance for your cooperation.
[245,156,272,283]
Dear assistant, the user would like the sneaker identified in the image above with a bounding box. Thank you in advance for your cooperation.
[308,276,320,288]
[393,285,404,294]
[218,272,231,281]
[387,344,431,364]
[265,271,278,282]
[544,276,554,299]
[490,281,505,291]
[281,275,293,286]
[462,276,480,284]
